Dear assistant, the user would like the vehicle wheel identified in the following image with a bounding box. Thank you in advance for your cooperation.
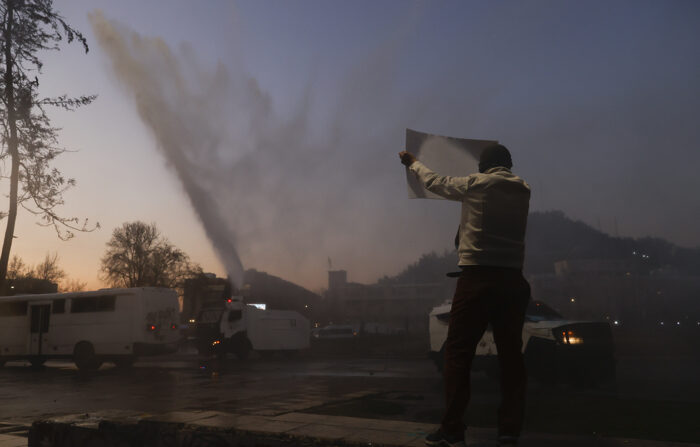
[234,344,251,360]
[196,341,213,356]
[232,336,252,360]
[524,338,558,385]
[74,342,101,371]
[586,359,617,390]
[114,356,136,368]
[30,358,46,368]
[214,345,227,361]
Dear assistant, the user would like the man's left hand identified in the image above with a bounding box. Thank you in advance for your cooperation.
[399,151,416,167]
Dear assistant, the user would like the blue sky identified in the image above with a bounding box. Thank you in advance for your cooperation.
[6,0,699,290]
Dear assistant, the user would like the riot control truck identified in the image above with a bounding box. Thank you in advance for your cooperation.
[195,296,309,359]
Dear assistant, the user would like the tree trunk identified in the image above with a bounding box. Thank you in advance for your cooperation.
[0,2,19,291]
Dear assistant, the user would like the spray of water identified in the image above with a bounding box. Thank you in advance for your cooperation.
[88,10,464,290]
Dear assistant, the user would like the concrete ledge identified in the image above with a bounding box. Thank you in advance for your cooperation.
[28,410,700,447]
[28,410,431,447]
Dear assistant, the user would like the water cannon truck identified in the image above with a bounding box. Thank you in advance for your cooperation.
[195,296,309,359]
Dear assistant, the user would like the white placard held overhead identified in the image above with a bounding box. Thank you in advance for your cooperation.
[405,128,497,199]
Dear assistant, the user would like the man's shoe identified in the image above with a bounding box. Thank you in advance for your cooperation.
[498,435,518,446]
[424,429,466,447]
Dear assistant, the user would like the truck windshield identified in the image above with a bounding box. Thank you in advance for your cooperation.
[199,308,223,324]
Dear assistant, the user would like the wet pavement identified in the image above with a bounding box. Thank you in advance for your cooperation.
[1,354,699,444]
[0,355,436,423]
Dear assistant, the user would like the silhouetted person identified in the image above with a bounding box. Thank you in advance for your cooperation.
[399,144,531,447]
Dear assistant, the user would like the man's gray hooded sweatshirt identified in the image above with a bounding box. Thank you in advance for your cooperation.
[409,161,531,270]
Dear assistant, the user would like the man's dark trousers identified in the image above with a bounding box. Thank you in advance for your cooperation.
[441,266,531,438]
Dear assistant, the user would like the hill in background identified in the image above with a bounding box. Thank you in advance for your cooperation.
[380,210,700,285]
[244,268,321,312]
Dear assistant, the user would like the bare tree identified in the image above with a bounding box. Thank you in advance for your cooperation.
[60,277,86,292]
[100,221,199,289]
[0,0,97,290]
[6,254,27,279]
[32,252,65,283]
[6,252,85,291]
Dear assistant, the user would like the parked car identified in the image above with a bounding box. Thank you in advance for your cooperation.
[429,300,616,386]
[312,324,357,339]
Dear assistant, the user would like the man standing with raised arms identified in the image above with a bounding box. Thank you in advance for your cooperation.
[399,144,531,447]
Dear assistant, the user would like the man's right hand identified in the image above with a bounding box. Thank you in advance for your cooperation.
[399,151,417,167]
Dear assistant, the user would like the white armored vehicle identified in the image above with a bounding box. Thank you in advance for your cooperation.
[0,288,180,371]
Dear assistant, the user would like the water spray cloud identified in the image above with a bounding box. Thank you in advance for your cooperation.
[89,10,459,289]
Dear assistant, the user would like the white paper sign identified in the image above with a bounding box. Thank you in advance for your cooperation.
[405,128,497,199]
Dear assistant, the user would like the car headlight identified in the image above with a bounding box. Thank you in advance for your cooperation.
[555,329,584,345]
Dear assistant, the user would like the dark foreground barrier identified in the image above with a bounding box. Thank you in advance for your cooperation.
[28,409,700,447]
[30,419,312,447]
[28,410,431,447]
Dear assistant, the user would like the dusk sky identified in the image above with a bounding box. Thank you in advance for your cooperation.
[7,0,700,291]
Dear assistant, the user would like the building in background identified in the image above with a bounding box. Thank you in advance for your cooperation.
[243,269,321,319]
[324,269,452,335]
[0,278,58,296]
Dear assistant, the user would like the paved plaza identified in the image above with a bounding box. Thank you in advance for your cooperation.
[1,354,699,445]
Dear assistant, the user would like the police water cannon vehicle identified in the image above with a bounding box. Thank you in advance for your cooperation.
[195,296,310,359]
